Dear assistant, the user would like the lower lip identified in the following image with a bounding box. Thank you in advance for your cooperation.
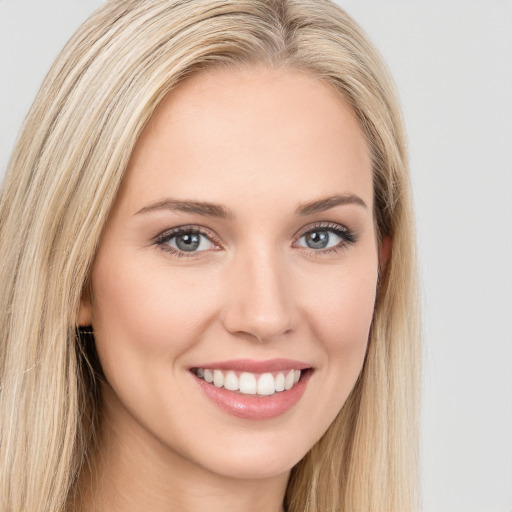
[194,371,312,420]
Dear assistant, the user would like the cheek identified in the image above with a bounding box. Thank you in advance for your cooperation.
[89,250,220,374]
[326,274,376,342]
[286,256,378,449]
[301,257,378,369]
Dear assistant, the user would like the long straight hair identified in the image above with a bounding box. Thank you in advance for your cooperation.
[0,1,421,510]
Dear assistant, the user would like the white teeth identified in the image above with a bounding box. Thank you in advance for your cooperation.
[239,372,257,394]
[284,370,295,390]
[257,373,275,396]
[213,369,224,388]
[223,371,239,391]
[195,368,304,396]
[275,372,285,392]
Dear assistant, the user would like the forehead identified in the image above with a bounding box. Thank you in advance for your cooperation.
[118,65,373,216]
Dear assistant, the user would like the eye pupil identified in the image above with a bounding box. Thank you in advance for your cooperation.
[176,233,200,251]
[306,230,329,249]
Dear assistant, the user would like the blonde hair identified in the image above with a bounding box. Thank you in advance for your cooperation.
[0,1,421,511]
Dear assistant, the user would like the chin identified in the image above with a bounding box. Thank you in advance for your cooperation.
[174,421,320,481]
[197,447,303,481]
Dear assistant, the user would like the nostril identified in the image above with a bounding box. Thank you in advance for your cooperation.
[222,309,296,343]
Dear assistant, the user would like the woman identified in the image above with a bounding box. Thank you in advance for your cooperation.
[0,1,421,511]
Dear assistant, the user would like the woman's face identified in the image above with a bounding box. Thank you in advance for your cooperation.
[81,66,382,481]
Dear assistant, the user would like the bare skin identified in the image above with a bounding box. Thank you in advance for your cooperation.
[77,65,385,512]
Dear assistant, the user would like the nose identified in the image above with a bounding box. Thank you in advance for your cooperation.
[221,246,297,343]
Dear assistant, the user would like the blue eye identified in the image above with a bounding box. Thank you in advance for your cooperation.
[159,228,215,254]
[295,225,355,252]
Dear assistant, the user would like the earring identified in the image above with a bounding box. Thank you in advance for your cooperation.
[77,325,94,334]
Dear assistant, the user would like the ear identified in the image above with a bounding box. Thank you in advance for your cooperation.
[378,235,391,275]
[77,285,93,327]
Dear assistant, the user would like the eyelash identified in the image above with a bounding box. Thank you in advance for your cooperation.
[154,222,357,258]
[155,226,221,257]
[294,222,357,255]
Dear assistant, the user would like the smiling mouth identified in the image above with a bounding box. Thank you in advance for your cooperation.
[191,368,310,396]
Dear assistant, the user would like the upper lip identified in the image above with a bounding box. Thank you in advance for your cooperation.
[190,358,312,373]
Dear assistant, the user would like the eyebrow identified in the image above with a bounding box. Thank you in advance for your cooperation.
[296,194,367,215]
[135,199,233,219]
[136,193,367,219]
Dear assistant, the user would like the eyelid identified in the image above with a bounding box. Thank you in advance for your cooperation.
[153,221,357,258]
[292,221,357,252]
[154,225,223,256]
[293,222,352,241]
[293,222,357,243]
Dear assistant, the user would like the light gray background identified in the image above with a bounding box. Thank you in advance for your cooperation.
[1,1,511,511]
